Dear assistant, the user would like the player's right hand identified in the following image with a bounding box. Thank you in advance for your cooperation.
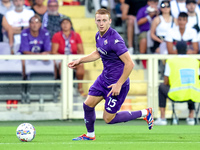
[68,59,80,69]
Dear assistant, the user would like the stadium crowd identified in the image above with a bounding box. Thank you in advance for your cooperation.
[0,0,200,123]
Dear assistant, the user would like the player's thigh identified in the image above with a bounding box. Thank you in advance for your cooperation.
[84,95,104,108]
[104,84,129,114]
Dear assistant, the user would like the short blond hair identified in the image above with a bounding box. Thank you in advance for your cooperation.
[95,8,111,19]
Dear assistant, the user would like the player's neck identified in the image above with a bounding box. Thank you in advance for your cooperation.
[99,27,110,37]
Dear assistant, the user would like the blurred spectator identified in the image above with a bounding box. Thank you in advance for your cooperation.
[137,0,159,68]
[51,17,85,96]
[18,14,51,55]
[42,0,70,39]
[154,41,199,126]
[197,0,200,8]
[18,14,51,78]
[31,0,47,21]
[121,0,147,54]
[170,0,199,18]
[151,0,176,53]
[0,13,13,48]
[5,0,34,53]
[186,0,200,33]
[0,0,15,15]
[165,12,199,54]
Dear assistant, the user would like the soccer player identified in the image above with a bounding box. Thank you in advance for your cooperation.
[68,8,154,141]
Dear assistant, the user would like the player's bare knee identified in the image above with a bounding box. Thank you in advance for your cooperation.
[103,114,115,124]
[103,116,111,124]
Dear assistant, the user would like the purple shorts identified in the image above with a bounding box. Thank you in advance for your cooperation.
[88,76,129,114]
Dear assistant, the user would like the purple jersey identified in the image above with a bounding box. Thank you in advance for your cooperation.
[136,5,150,32]
[18,28,51,54]
[95,27,129,86]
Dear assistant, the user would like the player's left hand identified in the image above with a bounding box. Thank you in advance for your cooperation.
[107,83,122,97]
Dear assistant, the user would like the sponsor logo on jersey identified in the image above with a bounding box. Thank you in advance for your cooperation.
[114,39,120,44]
[29,40,43,44]
[97,47,107,55]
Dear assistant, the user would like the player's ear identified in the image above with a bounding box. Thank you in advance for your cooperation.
[109,19,112,24]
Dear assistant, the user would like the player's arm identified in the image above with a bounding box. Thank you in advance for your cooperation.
[117,51,134,86]
[68,50,100,69]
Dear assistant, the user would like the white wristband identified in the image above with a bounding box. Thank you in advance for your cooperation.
[146,15,152,23]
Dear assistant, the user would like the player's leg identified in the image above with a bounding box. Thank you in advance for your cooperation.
[103,85,154,130]
[72,95,104,141]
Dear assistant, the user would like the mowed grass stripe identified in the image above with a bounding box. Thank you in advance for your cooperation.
[0,122,200,150]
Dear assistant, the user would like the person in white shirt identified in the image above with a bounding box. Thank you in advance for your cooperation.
[151,0,176,53]
[165,12,199,54]
[170,0,199,18]
[0,0,15,15]
[5,0,34,52]
[154,40,198,126]
[186,0,200,33]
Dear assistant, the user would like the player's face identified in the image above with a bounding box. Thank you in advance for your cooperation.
[178,17,188,29]
[186,3,196,13]
[61,20,72,32]
[95,14,111,36]
[30,18,41,32]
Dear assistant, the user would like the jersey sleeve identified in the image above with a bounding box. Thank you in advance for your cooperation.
[136,7,145,21]
[18,31,30,53]
[43,31,51,51]
[110,36,128,56]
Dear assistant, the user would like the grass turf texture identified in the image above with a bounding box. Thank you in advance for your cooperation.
[0,120,200,150]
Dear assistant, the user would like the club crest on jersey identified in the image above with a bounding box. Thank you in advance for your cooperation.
[115,39,120,44]
[104,39,108,45]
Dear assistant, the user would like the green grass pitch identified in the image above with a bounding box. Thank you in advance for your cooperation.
[0,120,200,150]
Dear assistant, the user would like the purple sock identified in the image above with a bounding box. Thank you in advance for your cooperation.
[83,103,96,132]
[108,111,142,124]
